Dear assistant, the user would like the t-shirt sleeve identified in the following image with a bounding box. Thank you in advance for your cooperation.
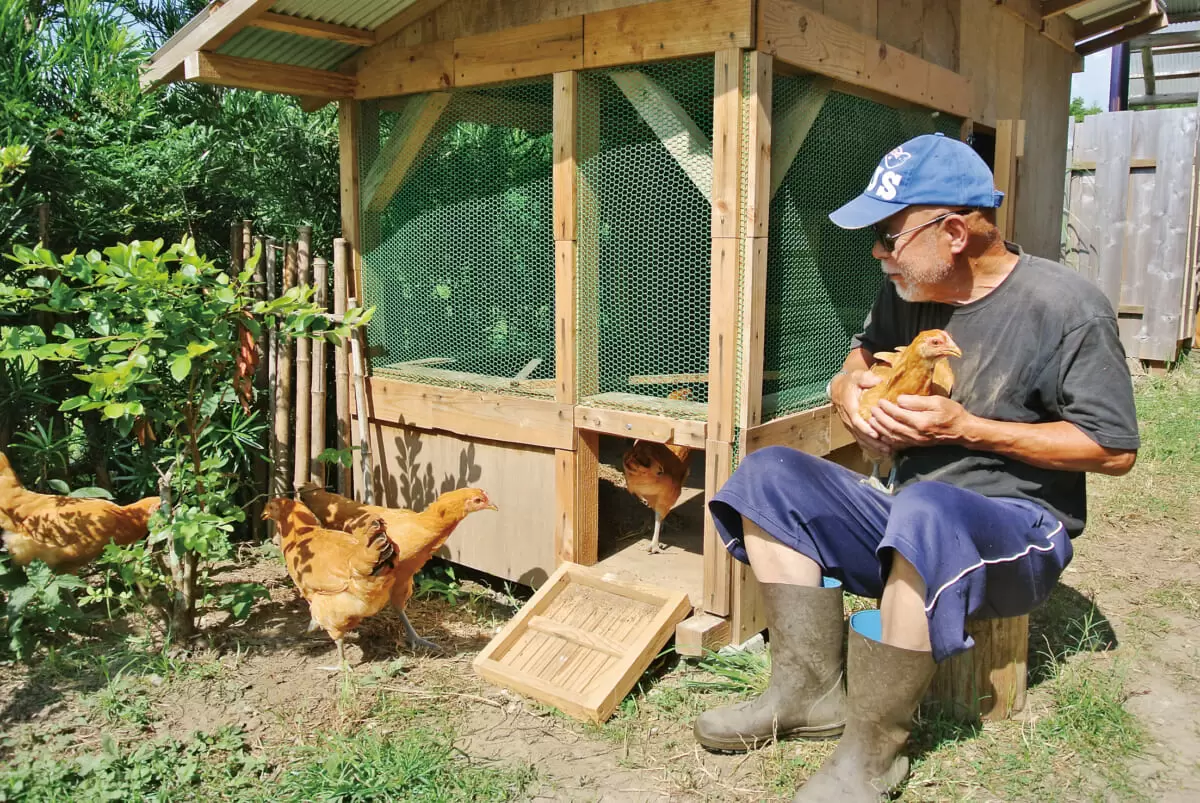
[1055,316,1140,450]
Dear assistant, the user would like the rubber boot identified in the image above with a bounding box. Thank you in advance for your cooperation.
[792,610,937,802]
[694,580,845,752]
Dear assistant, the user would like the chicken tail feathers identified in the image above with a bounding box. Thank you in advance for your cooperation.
[365,518,396,576]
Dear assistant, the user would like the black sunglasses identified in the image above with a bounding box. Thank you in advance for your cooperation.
[872,209,975,253]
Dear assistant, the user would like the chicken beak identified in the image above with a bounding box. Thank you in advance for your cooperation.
[947,345,963,358]
[486,503,499,511]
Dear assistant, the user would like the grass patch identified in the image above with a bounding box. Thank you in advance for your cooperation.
[1145,580,1200,617]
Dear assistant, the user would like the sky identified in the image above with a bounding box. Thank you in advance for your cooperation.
[1072,50,1114,109]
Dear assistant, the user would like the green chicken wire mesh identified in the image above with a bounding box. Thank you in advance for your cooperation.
[575,56,714,420]
[762,76,961,422]
[357,80,555,397]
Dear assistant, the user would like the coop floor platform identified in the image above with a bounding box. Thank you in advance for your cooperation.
[594,435,707,610]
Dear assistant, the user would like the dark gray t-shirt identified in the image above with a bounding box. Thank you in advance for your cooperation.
[852,247,1140,537]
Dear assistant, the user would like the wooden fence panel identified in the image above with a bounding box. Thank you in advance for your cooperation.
[1065,108,1200,364]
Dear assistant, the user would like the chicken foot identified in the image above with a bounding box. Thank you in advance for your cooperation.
[860,457,897,495]
[318,637,350,672]
[648,511,665,554]
[399,608,445,654]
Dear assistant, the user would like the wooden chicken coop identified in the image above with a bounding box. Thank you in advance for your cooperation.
[147,0,1163,652]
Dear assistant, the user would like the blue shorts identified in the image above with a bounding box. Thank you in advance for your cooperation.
[709,446,1072,663]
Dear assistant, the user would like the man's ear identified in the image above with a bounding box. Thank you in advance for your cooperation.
[945,214,971,255]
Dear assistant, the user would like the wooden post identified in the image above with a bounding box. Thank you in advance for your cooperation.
[927,614,1029,721]
[309,255,328,487]
[703,49,744,624]
[338,100,365,300]
[553,69,599,567]
[333,238,352,497]
[293,227,312,492]
[349,296,373,504]
[265,238,279,526]
[230,222,242,272]
[272,243,296,501]
[249,229,268,541]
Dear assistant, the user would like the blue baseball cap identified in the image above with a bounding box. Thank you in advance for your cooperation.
[828,132,1004,230]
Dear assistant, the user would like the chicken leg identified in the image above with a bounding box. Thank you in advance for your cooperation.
[648,511,665,554]
[399,609,444,654]
[319,636,350,672]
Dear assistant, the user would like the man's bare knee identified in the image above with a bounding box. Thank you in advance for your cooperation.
[742,517,821,586]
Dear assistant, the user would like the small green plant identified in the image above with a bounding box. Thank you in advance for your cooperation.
[684,647,770,696]
[414,564,466,605]
[1,558,87,660]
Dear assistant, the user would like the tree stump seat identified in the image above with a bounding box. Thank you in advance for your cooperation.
[926,614,1029,721]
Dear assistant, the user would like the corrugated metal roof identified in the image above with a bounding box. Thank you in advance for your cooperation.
[218,26,358,70]
[1129,19,1200,101]
[268,0,421,30]
[1163,0,1200,15]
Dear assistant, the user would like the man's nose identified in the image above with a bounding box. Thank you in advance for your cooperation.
[871,239,890,261]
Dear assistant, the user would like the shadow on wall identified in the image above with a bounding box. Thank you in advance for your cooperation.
[371,417,483,512]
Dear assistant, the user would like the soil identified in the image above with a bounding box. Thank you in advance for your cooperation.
[1,460,1197,801]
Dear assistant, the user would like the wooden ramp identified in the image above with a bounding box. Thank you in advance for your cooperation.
[473,562,692,724]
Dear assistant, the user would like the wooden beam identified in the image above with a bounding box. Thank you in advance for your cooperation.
[584,0,753,69]
[356,39,453,99]
[758,0,973,119]
[361,376,574,451]
[1141,45,1157,97]
[744,51,772,239]
[361,93,451,214]
[337,101,363,307]
[740,404,854,456]
[995,0,1079,53]
[183,52,356,98]
[740,51,771,433]
[703,439,734,617]
[1078,12,1167,57]
[141,0,276,87]
[455,16,583,87]
[250,12,376,46]
[371,0,452,44]
[555,431,600,565]
[770,79,829,199]
[1041,0,1092,19]
[610,71,713,203]
[675,613,731,657]
[575,405,707,449]
[1075,0,1155,42]
[1130,92,1199,106]
[1129,29,1200,51]
[554,72,579,399]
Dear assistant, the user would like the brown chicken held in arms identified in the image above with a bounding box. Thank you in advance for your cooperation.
[856,328,962,492]
[622,388,694,555]
[296,485,498,653]
[0,451,160,573]
[265,497,396,670]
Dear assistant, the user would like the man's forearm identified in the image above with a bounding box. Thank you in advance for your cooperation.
[956,416,1136,476]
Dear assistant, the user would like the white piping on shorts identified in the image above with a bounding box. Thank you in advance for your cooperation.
[924,520,1065,613]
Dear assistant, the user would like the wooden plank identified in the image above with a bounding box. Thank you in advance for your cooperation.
[367,421,557,585]
[1078,12,1166,58]
[1072,158,1157,170]
[361,93,451,214]
[609,70,713,205]
[958,0,997,127]
[741,404,842,455]
[554,72,579,244]
[738,238,769,430]
[355,38,454,99]
[141,0,276,87]
[250,12,376,46]
[1042,0,1093,19]
[1144,109,1197,361]
[745,51,773,239]
[1075,0,1155,42]
[575,405,707,448]
[1093,112,1133,311]
[675,613,731,657]
[183,52,356,98]
[455,16,583,87]
[730,561,766,645]
[708,239,740,445]
[584,0,753,69]
[712,50,741,236]
[770,78,829,199]
[578,74,603,398]
[585,587,693,722]
[477,564,573,662]
[362,376,574,450]
[556,429,600,565]
[995,0,1078,54]
[994,119,1018,240]
[920,0,958,71]
[703,439,733,617]
[758,0,973,118]
[372,0,454,43]
[529,615,626,657]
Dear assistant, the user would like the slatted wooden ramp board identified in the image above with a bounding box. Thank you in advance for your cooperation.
[473,561,692,724]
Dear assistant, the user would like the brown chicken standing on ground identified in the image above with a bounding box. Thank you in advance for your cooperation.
[856,328,962,491]
[622,388,694,555]
[265,497,395,670]
[0,450,160,573]
[297,485,498,653]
